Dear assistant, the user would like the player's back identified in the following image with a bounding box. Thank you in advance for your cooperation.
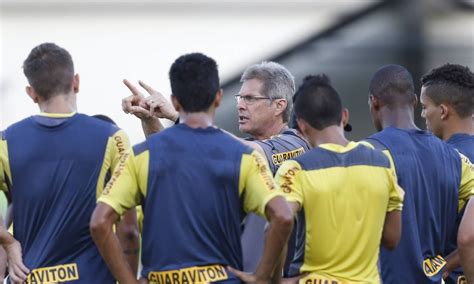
[368,127,462,284]
[282,142,400,283]
[3,113,116,283]
[139,124,256,280]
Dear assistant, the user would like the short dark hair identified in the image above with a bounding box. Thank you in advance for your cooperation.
[294,74,342,130]
[369,64,416,107]
[23,43,75,100]
[421,63,474,118]
[169,53,220,112]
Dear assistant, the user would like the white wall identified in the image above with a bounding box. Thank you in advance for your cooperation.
[0,1,374,143]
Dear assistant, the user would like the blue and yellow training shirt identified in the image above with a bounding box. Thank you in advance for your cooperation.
[0,112,131,283]
[98,123,282,282]
[275,141,404,284]
[367,127,474,284]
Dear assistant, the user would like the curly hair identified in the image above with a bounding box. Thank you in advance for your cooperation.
[421,64,474,118]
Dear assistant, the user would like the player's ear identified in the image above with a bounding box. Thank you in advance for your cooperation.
[171,95,181,112]
[369,94,380,110]
[439,104,449,120]
[213,89,223,108]
[274,98,288,117]
[341,108,350,128]
[72,74,80,94]
[26,86,39,103]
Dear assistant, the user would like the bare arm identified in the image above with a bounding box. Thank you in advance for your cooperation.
[255,196,294,280]
[442,250,461,280]
[270,202,300,283]
[90,203,137,284]
[229,197,293,283]
[0,214,29,283]
[458,198,474,283]
[115,208,140,277]
[381,211,401,250]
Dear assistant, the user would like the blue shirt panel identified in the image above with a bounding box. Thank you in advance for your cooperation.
[141,124,252,277]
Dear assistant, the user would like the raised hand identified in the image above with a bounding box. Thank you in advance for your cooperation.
[122,79,153,119]
[139,80,178,122]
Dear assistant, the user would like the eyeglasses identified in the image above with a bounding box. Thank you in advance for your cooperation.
[234,95,271,105]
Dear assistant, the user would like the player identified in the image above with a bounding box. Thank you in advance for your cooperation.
[274,74,404,283]
[366,64,474,283]
[0,43,135,283]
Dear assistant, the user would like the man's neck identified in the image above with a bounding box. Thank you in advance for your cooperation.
[442,118,474,141]
[380,106,419,130]
[252,122,288,140]
[306,126,349,148]
[180,112,214,129]
[38,93,77,114]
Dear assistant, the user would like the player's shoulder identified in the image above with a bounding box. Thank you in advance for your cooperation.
[84,114,121,136]
[295,142,390,171]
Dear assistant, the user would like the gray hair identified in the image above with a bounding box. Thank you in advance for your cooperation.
[241,61,295,122]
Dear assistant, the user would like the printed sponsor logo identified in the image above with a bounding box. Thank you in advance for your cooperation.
[280,166,300,193]
[423,255,446,278]
[148,264,228,284]
[272,147,305,166]
[103,135,129,195]
[300,273,342,284]
[27,263,79,283]
[459,153,474,171]
[252,152,276,191]
[457,275,467,284]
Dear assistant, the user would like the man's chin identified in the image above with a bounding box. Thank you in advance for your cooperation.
[238,125,252,135]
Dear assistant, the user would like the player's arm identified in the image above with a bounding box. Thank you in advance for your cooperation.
[92,141,146,283]
[275,161,309,282]
[457,153,474,282]
[115,207,140,276]
[277,202,307,284]
[0,135,23,282]
[91,203,137,284]
[100,129,141,273]
[458,198,474,283]
[255,195,294,281]
[379,150,404,250]
[0,215,29,283]
[441,154,474,278]
[381,211,401,250]
[229,151,293,283]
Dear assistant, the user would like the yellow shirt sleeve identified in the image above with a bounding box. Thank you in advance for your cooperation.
[96,129,132,198]
[275,160,303,206]
[458,153,474,212]
[98,142,149,216]
[239,150,282,219]
[0,136,11,193]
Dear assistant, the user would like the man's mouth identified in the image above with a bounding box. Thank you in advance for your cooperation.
[238,115,249,124]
